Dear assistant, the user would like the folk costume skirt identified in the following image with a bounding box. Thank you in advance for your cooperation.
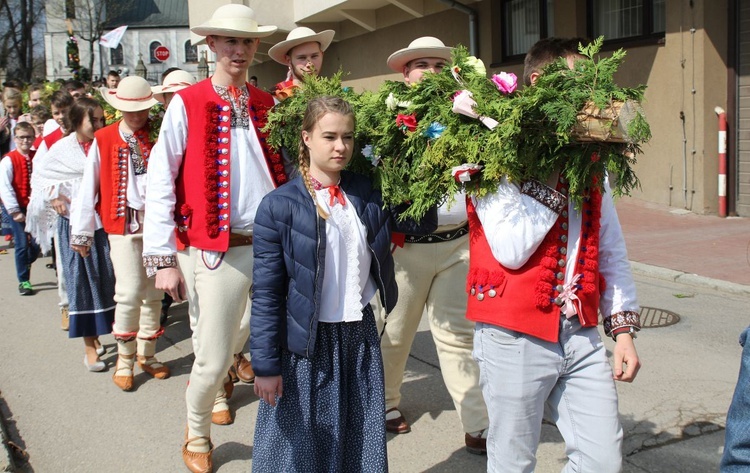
[58,217,116,338]
[0,202,11,236]
[252,304,388,472]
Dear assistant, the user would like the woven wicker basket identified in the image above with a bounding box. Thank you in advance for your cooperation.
[572,100,641,143]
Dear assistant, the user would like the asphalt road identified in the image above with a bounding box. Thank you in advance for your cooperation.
[0,253,743,472]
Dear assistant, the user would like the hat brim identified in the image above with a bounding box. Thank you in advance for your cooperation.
[191,25,277,39]
[152,83,193,103]
[268,30,335,65]
[386,46,452,72]
[99,87,158,112]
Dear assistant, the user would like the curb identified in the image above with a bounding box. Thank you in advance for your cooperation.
[0,393,15,472]
[630,261,750,297]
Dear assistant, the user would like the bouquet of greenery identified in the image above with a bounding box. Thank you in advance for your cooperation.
[465,37,651,206]
[95,88,121,125]
[356,47,512,219]
[26,81,63,114]
[364,37,651,220]
[147,103,165,143]
[263,71,376,176]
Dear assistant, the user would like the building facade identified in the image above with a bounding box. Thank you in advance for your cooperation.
[45,0,200,84]
[188,0,750,216]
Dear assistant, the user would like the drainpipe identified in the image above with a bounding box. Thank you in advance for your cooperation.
[435,0,478,56]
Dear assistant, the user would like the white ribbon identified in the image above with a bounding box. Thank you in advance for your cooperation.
[559,273,583,319]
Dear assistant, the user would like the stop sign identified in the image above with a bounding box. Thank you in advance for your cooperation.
[154,45,170,62]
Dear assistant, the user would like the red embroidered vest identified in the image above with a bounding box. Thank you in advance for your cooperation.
[94,122,153,235]
[173,79,286,252]
[465,191,604,343]
[42,127,63,150]
[5,150,32,208]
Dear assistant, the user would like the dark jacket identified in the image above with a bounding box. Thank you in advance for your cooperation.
[250,171,437,377]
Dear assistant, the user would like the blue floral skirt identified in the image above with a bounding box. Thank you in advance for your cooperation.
[252,304,387,472]
[0,202,11,236]
[58,217,116,338]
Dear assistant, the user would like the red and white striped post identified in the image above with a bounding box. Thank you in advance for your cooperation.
[715,106,727,217]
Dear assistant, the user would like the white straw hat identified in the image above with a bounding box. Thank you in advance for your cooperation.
[268,27,335,65]
[191,4,277,38]
[99,76,158,112]
[152,70,197,103]
[386,36,452,72]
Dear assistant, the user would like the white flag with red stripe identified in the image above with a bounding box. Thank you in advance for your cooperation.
[99,25,128,49]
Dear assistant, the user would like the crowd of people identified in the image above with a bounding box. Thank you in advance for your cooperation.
[0,4,649,473]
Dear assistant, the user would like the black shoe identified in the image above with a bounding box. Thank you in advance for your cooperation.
[18,281,34,295]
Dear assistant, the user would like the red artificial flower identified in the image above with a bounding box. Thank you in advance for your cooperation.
[396,113,418,132]
[591,151,600,162]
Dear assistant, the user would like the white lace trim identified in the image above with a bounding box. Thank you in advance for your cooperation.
[329,202,363,321]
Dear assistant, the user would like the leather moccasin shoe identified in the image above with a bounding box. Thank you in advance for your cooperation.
[224,378,234,400]
[112,369,134,391]
[385,407,410,434]
[233,353,255,383]
[211,408,233,425]
[465,432,487,455]
[138,356,170,379]
[182,439,213,473]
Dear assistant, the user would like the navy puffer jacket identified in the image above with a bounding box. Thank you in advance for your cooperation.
[250,171,437,377]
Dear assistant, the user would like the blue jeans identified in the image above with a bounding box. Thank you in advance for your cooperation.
[474,317,623,473]
[721,326,750,472]
[8,215,39,282]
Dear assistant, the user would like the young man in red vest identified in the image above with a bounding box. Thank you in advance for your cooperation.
[142,5,285,472]
[469,37,642,472]
[71,76,169,391]
[0,122,40,295]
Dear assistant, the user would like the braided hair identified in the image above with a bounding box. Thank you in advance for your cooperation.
[298,96,355,220]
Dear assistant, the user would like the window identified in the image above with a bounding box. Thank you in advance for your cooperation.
[65,0,76,19]
[110,44,124,65]
[502,0,555,58]
[149,41,162,64]
[589,0,665,42]
[184,40,198,63]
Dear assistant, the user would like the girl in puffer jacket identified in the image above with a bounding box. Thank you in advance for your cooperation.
[250,96,436,472]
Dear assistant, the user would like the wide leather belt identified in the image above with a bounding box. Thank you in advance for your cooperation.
[404,223,469,244]
[228,232,253,247]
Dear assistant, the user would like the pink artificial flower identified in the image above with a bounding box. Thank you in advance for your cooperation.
[396,113,418,132]
[452,90,498,130]
[491,72,518,95]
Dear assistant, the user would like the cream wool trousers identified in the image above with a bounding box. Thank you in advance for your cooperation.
[108,233,163,356]
[178,246,253,439]
[380,234,489,433]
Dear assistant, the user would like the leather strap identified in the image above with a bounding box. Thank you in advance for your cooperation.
[403,223,469,244]
[227,232,253,248]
